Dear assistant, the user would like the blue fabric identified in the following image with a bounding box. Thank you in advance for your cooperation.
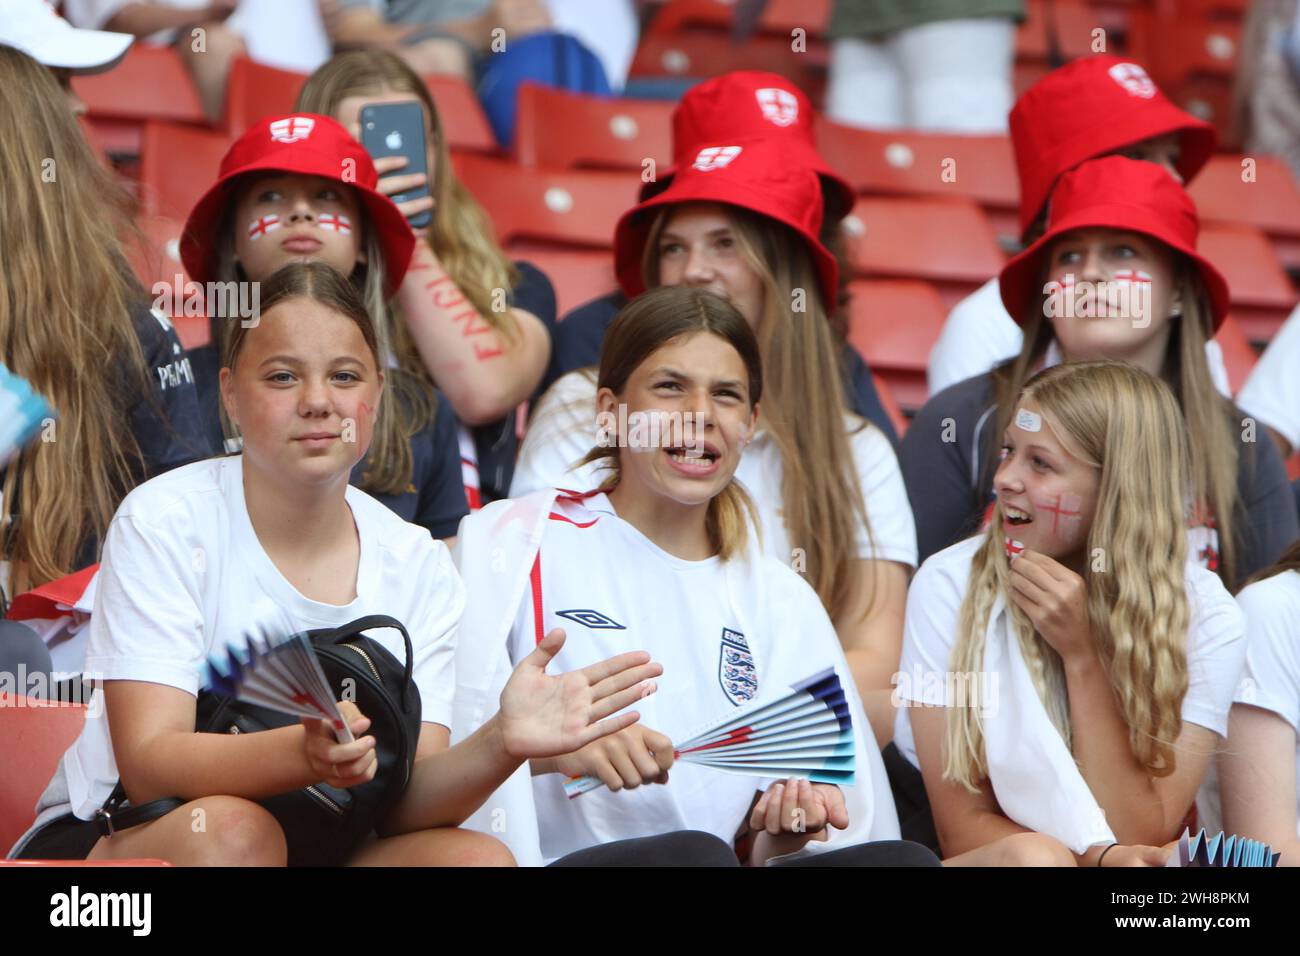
[477,31,611,147]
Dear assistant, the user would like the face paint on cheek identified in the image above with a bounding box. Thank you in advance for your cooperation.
[1111,269,1153,325]
[1005,536,1025,561]
[1014,408,1041,432]
[1032,492,1086,547]
[319,214,352,234]
[247,215,282,239]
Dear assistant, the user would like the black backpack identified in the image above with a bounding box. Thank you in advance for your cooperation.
[96,615,423,866]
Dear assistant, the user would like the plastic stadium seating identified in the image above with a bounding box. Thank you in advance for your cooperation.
[513,84,674,173]
[646,0,832,40]
[815,119,1019,221]
[0,696,87,854]
[1212,314,1258,396]
[139,121,233,220]
[125,216,210,350]
[846,279,949,413]
[451,154,640,248]
[1198,224,1298,345]
[1189,155,1300,272]
[511,246,619,319]
[1017,0,1101,64]
[222,56,498,153]
[627,33,822,95]
[843,196,1006,302]
[71,45,205,158]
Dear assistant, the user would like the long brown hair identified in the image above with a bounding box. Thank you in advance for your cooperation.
[222,261,379,372]
[581,286,761,561]
[989,253,1240,586]
[295,50,520,335]
[641,203,878,621]
[949,361,1192,788]
[0,46,152,591]
[1240,538,1300,591]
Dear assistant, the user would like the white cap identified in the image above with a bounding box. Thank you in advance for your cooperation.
[0,0,131,74]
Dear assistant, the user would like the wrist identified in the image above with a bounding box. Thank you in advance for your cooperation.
[1064,645,1105,681]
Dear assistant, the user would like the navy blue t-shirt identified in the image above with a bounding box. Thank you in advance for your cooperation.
[469,260,557,502]
[541,291,899,447]
[188,344,469,539]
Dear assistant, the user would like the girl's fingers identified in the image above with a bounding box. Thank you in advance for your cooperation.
[607,747,642,789]
[576,710,640,748]
[589,661,662,701]
[377,171,428,193]
[397,197,436,218]
[1007,569,1047,606]
[764,783,785,835]
[372,155,410,174]
[781,777,800,831]
[587,680,657,722]
[592,757,624,792]
[749,791,770,830]
[626,736,662,782]
[324,734,377,766]
[579,650,653,687]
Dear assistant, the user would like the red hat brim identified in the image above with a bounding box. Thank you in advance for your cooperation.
[616,165,839,310]
[1000,202,1230,331]
[180,157,415,296]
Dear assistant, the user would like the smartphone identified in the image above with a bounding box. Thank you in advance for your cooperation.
[360,101,433,230]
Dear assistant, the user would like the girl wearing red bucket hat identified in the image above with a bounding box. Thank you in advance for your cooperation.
[515,139,918,746]
[929,54,1227,397]
[901,156,1297,590]
[181,111,471,542]
[297,50,559,506]
[542,69,899,449]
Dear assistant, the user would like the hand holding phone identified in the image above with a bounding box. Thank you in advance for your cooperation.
[360,102,434,231]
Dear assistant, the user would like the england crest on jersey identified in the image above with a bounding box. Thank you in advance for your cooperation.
[755,88,798,127]
[718,627,757,705]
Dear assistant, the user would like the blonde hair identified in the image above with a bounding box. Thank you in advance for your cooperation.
[641,204,877,621]
[295,50,521,340]
[946,360,1191,790]
[579,287,761,560]
[993,258,1240,586]
[0,46,152,591]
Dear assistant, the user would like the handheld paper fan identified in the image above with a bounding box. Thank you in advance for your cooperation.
[564,668,854,798]
[1164,828,1280,868]
[0,362,54,469]
[202,630,354,743]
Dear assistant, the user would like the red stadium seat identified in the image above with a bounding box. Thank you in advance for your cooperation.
[0,696,87,854]
[628,33,823,96]
[843,196,1006,299]
[1017,0,1099,63]
[125,216,210,350]
[871,370,910,438]
[815,119,1019,216]
[513,84,674,172]
[71,45,207,158]
[451,154,640,248]
[511,246,619,318]
[139,121,232,220]
[222,56,307,137]
[222,57,497,153]
[647,0,832,39]
[1213,314,1258,396]
[1188,155,1300,257]
[1199,224,1298,345]
[846,279,949,412]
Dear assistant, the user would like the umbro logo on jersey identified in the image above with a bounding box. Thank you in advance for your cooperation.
[556,609,626,630]
[692,146,742,171]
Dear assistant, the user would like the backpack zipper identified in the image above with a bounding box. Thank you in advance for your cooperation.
[342,642,382,684]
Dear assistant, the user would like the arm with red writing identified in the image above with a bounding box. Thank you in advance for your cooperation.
[396,240,553,427]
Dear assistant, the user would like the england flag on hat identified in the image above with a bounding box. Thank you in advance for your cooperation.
[692,146,742,171]
[269,116,315,144]
[755,88,798,127]
[1108,62,1157,99]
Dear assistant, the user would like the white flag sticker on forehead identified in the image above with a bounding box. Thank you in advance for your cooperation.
[269,116,315,143]
[692,146,743,171]
[755,88,798,127]
[1108,63,1157,99]
[1015,408,1042,432]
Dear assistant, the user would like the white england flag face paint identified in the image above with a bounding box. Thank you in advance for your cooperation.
[1015,408,1041,432]
[319,213,352,234]
[247,215,282,240]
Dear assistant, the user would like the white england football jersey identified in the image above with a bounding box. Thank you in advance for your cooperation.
[509,492,862,862]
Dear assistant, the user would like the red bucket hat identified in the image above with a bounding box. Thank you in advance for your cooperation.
[1010,55,1217,236]
[180,113,415,294]
[640,71,856,221]
[615,137,838,307]
[999,156,1229,330]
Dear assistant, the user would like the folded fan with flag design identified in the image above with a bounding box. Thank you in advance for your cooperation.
[564,668,854,797]
[1165,828,1281,867]
[0,362,54,469]
[202,630,354,743]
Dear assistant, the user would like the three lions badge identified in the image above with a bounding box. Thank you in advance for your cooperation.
[718,628,757,705]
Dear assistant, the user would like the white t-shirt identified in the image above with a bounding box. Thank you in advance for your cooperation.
[9,456,463,856]
[510,492,887,862]
[892,535,1247,770]
[1237,302,1300,450]
[511,371,918,570]
[927,276,1233,398]
[1233,570,1300,837]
